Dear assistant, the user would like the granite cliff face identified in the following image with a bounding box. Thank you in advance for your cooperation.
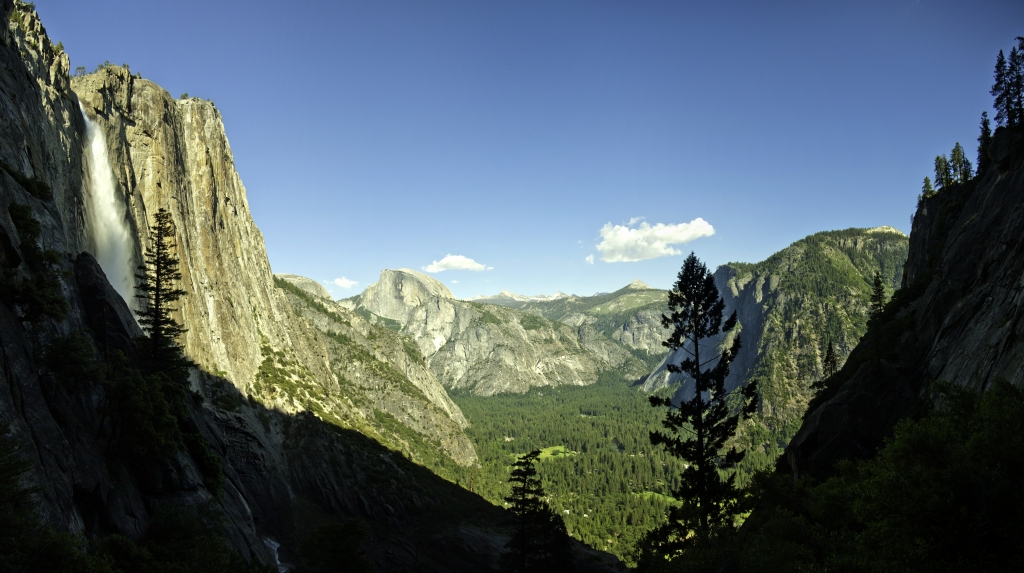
[351,269,648,395]
[68,58,477,467]
[0,3,595,571]
[786,127,1024,479]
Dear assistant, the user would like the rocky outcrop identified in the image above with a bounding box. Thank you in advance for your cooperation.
[785,130,1024,479]
[353,269,647,395]
[276,274,332,301]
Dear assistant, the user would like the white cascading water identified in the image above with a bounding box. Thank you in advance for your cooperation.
[80,104,136,308]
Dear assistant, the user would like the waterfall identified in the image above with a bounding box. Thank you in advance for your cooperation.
[80,104,136,308]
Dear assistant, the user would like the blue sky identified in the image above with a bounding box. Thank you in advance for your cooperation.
[37,0,1023,298]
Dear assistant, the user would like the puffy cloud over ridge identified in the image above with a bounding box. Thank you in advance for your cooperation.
[423,254,488,272]
[332,277,358,289]
[596,218,714,262]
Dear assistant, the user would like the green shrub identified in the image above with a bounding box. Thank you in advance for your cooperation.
[0,203,66,322]
[477,309,502,326]
[93,503,273,573]
[44,333,106,391]
[520,313,546,331]
[0,423,119,572]
[402,338,425,364]
[0,161,52,201]
[104,366,182,464]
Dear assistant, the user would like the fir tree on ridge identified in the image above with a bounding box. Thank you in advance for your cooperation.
[991,38,1024,128]
[949,142,972,184]
[639,253,758,565]
[977,111,993,177]
[919,176,934,203]
[934,154,953,190]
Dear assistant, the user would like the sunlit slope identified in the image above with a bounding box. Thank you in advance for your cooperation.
[646,227,909,468]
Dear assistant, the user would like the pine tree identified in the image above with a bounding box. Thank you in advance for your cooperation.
[993,50,1009,127]
[1008,45,1023,127]
[135,208,190,378]
[934,155,953,189]
[823,341,839,380]
[920,176,935,201]
[869,272,886,320]
[502,450,573,573]
[643,253,758,560]
[949,142,972,184]
[978,111,993,178]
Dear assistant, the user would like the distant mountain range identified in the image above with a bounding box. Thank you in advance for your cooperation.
[467,290,571,303]
[337,269,650,395]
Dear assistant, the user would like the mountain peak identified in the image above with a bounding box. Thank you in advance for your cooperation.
[627,279,653,290]
[866,226,907,236]
[275,274,333,301]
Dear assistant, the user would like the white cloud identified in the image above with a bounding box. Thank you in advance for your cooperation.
[628,216,646,225]
[422,254,487,273]
[332,277,358,289]
[451,279,459,284]
[585,254,594,265]
[596,218,714,262]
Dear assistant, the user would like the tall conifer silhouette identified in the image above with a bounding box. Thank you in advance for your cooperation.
[135,208,190,378]
[643,253,758,561]
[502,450,573,573]
[978,112,993,178]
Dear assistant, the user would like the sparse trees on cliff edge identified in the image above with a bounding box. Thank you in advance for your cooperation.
[992,38,1024,128]
[931,142,971,193]
[641,253,758,563]
[135,208,191,378]
[950,142,973,184]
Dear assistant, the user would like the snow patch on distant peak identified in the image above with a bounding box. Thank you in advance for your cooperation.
[466,290,569,302]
